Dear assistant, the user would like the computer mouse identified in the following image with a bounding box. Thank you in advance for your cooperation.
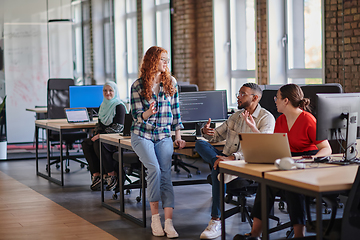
[313,156,330,163]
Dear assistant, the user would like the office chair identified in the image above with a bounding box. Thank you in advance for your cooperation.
[46,78,88,173]
[112,150,143,202]
[172,83,201,178]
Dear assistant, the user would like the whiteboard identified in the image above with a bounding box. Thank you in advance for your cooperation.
[4,23,48,143]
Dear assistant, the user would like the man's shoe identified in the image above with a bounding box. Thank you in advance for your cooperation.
[90,175,101,191]
[200,219,221,239]
[151,214,165,237]
[233,233,260,240]
[164,219,179,238]
[106,176,118,191]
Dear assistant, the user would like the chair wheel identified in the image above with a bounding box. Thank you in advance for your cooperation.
[56,164,60,169]
[175,169,180,173]
[126,189,131,195]
[136,196,141,202]
[80,163,85,168]
[324,208,331,214]
[45,165,49,172]
[112,194,118,200]
[65,168,70,173]
[224,195,232,203]
[187,173,193,178]
[196,170,201,175]
[278,201,285,210]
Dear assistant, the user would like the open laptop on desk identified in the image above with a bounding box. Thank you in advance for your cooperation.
[240,133,291,164]
[64,107,90,124]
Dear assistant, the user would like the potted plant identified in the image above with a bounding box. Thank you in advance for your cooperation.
[0,96,7,159]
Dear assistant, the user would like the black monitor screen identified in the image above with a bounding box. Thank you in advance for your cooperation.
[69,85,103,109]
[179,90,228,123]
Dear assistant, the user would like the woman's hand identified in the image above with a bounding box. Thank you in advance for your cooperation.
[241,110,259,133]
[91,134,100,141]
[142,101,158,120]
[174,139,186,149]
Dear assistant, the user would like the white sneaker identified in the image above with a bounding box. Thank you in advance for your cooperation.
[164,219,179,238]
[200,219,221,239]
[151,214,165,237]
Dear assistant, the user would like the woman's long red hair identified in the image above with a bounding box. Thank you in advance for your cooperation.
[139,46,176,101]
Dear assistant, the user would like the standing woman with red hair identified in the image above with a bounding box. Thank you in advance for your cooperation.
[130,46,186,238]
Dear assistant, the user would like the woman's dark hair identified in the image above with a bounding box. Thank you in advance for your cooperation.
[279,84,310,111]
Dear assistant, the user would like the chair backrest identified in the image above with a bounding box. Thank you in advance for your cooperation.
[259,83,343,120]
[47,79,74,119]
[178,84,199,93]
[341,166,360,239]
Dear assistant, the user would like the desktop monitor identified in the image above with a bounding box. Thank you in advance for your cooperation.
[316,93,360,161]
[179,90,228,134]
[69,85,103,118]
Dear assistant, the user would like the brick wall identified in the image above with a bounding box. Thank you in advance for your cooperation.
[256,0,268,85]
[137,0,143,69]
[171,0,214,91]
[324,0,360,92]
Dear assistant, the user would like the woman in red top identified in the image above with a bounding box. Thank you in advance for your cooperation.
[234,84,332,240]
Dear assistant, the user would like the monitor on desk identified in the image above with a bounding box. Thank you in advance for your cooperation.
[178,90,228,135]
[316,93,360,162]
[69,85,103,119]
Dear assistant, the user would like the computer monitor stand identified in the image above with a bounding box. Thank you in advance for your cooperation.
[344,112,358,161]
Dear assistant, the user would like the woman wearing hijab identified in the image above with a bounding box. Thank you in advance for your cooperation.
[130,46,186,238]
[81,81,127,191]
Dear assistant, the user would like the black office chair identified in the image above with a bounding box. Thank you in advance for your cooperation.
[0,96,6,142]
[46,78,88,173]
[112,150,143,202]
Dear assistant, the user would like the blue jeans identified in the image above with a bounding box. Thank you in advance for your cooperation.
[131,133,175,208]
[195,139,227,218]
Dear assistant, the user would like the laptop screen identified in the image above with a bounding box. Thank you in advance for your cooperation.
[64,108,90,123]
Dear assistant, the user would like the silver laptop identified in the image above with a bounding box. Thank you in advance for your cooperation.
[64,107,90,123]
[240,133,292,164]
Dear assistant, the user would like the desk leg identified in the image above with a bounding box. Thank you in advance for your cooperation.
[47,129,51,178]
[60,130,64,186]
[35,126,39,173]
[316,194,323,240]
[119,148,125,212]
[100,139,105,203]
[261,183,269,240]
[142,164,146,228]
[220,172,225,240]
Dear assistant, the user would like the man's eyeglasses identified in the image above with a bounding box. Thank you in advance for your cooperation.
[161,58,170,64]
[236,92,255,98]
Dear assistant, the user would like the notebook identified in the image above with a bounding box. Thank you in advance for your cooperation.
[64,107,90,123]
[239,133,292,164]
[120,113,133,137]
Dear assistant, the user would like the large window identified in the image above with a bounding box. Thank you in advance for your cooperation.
[103,0,115,82]
[268,0,323,85]
[114,0,138,102]
[214,0,256,106]
[142,0,171,70]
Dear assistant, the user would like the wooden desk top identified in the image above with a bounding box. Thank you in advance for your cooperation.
[35,118,97,129]
[26,107,47,113]
[264,165,358,192]
[219,160,278,178]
